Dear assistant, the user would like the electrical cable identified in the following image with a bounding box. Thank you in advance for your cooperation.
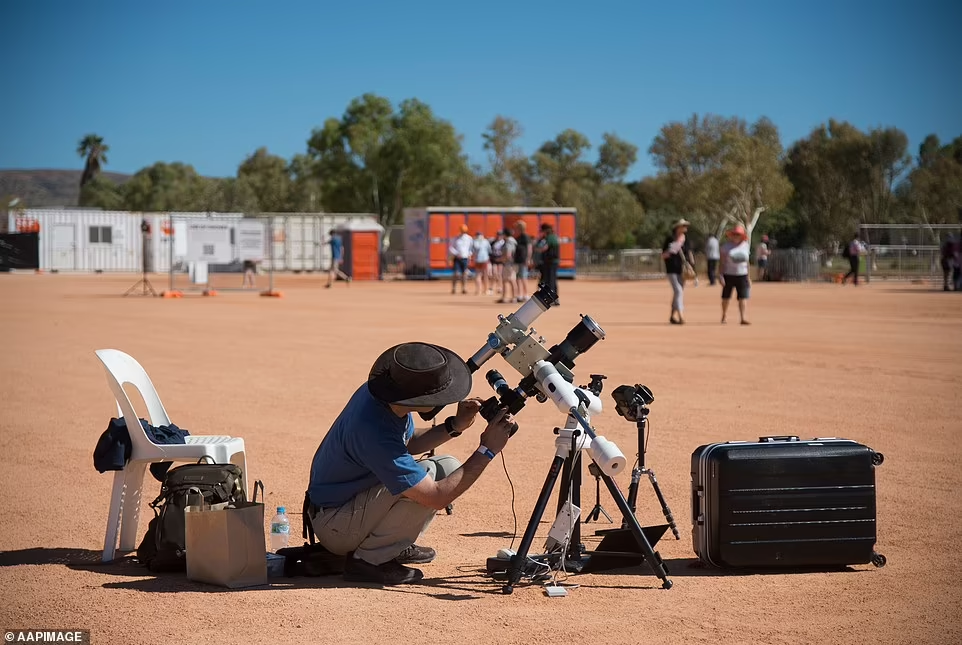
[501,451,518,551]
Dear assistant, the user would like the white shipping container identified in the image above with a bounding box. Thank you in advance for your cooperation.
[15,208,380,273]
[262,213,379,272]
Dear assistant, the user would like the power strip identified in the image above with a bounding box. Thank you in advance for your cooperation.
[544,501,581,552]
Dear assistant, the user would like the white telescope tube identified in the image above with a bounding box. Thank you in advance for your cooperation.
[588,436,627,476]
[511,294,551,329]
[532,360,602,416]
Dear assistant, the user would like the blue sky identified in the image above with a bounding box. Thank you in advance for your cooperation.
[1,0,960,181]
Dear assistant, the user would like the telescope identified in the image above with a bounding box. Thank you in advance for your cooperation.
[421,284,606,429]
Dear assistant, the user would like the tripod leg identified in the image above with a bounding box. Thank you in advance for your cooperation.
[584,476,613,524]
[646,468,680,540]
[600,472,673,589]
[503,455,565,594]
[622,467,642,528]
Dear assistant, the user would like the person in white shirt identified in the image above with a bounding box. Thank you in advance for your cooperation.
[755,235,771,281]
[471,231,492,295]
[705,233,720,285]
[449,225,473,294]
[719,224,752,325]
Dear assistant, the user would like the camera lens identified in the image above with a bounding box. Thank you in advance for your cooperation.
[486,369,509,394]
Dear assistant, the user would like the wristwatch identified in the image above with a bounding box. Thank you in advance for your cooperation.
[444,416,462,438]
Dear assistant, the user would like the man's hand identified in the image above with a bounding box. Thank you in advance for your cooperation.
[453,398,483,433]
[480,407,516,455]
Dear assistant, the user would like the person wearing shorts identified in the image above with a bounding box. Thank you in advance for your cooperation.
[242,259,257,288]
[720,224,752,325]
[498,228,518,304]
[449,225,472,294]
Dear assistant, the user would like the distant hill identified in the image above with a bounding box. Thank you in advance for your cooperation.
[0,169,133,208]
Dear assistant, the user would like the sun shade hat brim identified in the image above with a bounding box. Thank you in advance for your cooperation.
[367,342,472,407]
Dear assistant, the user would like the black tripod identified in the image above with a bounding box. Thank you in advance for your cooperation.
[500,392,672,594]
[621,391,680,540]
[125,221,158,297]
[583,462,613,523]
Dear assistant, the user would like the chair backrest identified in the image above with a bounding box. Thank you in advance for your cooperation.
[94,349,172,452]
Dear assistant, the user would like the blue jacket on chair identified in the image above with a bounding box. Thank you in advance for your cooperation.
[93,417,191,482]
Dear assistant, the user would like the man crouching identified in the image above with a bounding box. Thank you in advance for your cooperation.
[305,341,517,586]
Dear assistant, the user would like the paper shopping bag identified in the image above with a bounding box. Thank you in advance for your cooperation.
[184,491,268,589]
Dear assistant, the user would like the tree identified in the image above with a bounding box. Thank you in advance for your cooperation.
[287,153,322,212]
[121,162,207,212]
[648,114,791,242]
[482,116,525,199]
[78,175,122,210]
[857,127,911,224]
[531,129,595,207]
[307,94,473,225]
[582,183,644,249]
[898,133,962,230]
[595,133,638,183]
[237,147,291,212]
[77,134,109,199]
[786,121,912,248]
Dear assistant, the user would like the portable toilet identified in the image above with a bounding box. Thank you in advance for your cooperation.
[335,220,385,281]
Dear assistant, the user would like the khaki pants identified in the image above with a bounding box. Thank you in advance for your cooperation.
[308,455,460,565]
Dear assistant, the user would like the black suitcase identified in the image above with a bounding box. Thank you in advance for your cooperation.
[690,435,887,569]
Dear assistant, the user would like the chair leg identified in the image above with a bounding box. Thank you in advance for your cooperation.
[229,451,249,500]
[119,463,147,552]
[103,470,126,562]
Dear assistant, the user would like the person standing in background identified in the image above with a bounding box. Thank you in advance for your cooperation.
[471,231,492,296]
[498,228,518,304]
[513,221,533,303]
[489,230,506,296]
[449,225,472,294]
[756,234,771,281]
[535,223,560,299]
[662,219,694,324]
[719,225,752,325]
[326,229,351,288]
[841,232,862,286]
[705,233,720,286]
[940,233,955,291]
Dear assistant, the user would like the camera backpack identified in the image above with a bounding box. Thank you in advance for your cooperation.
[137,458,246,572]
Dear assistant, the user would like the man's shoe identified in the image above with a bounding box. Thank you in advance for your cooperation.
[343,554,423,585]
[396,544,436,564]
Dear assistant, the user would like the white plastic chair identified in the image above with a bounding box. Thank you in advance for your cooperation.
[94,348,249,562]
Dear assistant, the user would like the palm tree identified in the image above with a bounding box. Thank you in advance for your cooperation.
[78,134,109,192]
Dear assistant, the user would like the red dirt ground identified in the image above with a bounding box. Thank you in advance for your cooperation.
[0,272,960,645]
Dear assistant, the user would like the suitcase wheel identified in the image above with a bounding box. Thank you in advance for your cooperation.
[872,452,884,466]
[871,552,887,568]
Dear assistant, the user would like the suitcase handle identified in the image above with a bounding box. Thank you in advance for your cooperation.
[759,435,799,443]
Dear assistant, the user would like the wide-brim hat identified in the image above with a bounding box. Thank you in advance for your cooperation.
[672,218,691,230]
[368,342,472,407]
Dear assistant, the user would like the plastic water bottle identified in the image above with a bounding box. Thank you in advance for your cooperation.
[270,506,290,552]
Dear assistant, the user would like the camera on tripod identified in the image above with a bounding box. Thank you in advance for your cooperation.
[611,384,654,422]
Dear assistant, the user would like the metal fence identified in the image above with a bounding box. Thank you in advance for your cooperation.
[575,246,948,284]
[865,247,944,283]
[766,249,822,282]
[575,248,666,280]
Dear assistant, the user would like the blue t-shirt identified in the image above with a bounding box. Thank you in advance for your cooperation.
[307,383,426,508]
[330,235,343,261]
